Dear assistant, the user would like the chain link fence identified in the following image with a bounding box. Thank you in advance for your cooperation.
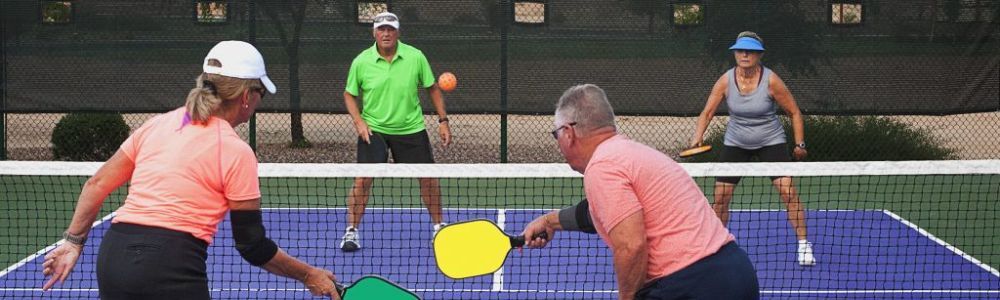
[3,0,999,162]
[6,112,999,162]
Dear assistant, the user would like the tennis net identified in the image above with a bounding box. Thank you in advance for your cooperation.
[2,160,998,299]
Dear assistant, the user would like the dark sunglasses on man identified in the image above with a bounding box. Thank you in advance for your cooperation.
[550,122,577,140]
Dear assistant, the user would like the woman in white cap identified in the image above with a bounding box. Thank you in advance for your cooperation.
[689,31,816,266]
[41,41,341,299]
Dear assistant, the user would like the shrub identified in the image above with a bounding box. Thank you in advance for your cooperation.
[682,115,955,162]
[51,113,131,161]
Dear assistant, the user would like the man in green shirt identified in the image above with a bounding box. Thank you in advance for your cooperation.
[340,12,452,252]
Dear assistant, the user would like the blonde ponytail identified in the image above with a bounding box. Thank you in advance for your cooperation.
[185,74,225,124]
[183,59,264,125]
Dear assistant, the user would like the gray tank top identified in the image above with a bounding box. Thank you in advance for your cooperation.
[723,67,786,149]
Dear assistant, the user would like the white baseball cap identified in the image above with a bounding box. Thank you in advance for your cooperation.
[203,40,276,94]
[372,12,399,29]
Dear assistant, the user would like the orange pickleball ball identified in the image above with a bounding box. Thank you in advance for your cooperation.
[438,72,457,92]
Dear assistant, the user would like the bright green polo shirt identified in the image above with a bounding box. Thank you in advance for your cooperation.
[345,41,436,135]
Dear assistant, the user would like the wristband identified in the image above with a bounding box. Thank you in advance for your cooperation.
[438,117,449,124]
[63,231,87,246]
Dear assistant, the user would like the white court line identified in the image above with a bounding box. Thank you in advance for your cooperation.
[491,209,507,292]
[0,213,115,278]
[3,287,997,294]
[882,210,1000,277]
[0,288,99,292]
[265,207,557,211]
[8,161,997,177]
[264,207,866,212]
[760,290,1000,294]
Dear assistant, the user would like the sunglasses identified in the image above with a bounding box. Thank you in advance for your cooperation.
[550,122,577,140]
[373,14,398,23]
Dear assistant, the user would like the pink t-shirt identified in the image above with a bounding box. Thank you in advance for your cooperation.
[114,108,261,244]
[584,135,734,281]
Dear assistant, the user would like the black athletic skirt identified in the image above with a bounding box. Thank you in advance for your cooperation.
[97,223,210,300]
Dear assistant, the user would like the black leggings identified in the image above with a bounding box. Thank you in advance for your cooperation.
[97,223,210,300]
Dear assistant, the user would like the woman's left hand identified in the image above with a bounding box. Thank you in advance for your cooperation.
[41,242,84,291]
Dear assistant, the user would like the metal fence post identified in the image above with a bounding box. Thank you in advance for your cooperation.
[248,0,258,151]
[1,12,6,161]
[499,0,510,163]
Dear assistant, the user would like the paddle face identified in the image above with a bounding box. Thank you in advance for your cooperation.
[339,275,420,300]
[433,219,515,279]
[679,145,712,158]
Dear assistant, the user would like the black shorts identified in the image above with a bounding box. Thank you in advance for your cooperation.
[97,223,210,300]
[357,130,435,163]
[635,242,759,300]
[716,143,791,184]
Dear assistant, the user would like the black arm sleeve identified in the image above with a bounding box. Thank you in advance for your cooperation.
[557,198,597,234]
[230,210,279,266]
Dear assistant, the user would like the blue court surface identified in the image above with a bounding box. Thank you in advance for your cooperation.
[2,208,997,299]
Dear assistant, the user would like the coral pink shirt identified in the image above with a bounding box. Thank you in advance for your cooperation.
[584,135,734,281]
[114,108,261,244]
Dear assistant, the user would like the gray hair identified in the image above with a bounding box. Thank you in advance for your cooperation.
[737,31,763,43]
[554,84,616,136]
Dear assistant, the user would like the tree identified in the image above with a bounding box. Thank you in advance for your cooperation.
[621,0,670,33]
[673,4,705,26]
[943,0,962,22]
[256,0,312,148]
[994,0,1000,22]
[701,1,826,77]
[481,0,502,30]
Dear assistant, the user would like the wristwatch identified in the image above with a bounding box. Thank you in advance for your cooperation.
[63,231,87,246]
[438,117,449,124]
[796,143,807,150]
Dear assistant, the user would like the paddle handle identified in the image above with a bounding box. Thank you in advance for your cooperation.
[334,282,346,296]
[510,232,549,248]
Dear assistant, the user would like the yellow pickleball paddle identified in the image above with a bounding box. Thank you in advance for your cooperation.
[432,219,547,280]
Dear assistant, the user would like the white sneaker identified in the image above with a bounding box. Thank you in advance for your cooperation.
[340,226,360,252]
[433,222,448,235]
[798,240,816,266]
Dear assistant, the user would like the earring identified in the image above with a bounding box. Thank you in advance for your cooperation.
[242,90,251,107]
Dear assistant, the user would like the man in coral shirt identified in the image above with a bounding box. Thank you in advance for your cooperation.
[521,84,759,299]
